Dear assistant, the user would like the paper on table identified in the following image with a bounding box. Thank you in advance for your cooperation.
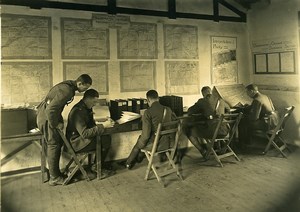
[116,111,141,124]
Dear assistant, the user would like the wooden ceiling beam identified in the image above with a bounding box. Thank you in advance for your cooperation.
[1,0,247,23]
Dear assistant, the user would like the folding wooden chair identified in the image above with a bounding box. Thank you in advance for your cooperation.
[205,112,243,167]
[262,106,294,158]
[57,129,94,185]
[141,120,183,187]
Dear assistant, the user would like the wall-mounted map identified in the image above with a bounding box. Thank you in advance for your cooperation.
[1,62,52,105]
[1,14,52,59]
[164,24,198,59]
[165,61,199,95]
[117,22,157,59]
[63,62,109,94]
[211,36,237,85]
[61,18,109,59]
[120,61,156,92]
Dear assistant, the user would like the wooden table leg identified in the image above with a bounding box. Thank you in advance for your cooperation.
[41,137,49,183]
[96,135,102,180]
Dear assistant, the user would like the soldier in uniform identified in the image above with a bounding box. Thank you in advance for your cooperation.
[125,90,177,169]
[66,89,115,178]
[37,74,92,186]
[184,86,230,158]
[239,84,279,146]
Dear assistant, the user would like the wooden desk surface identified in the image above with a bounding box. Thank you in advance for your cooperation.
[101,118,142,135]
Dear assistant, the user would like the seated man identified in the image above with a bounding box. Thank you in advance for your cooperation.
[66,89,115,177]
[184,86,230,158]
[238,84,279,146]
[125,89,177,169]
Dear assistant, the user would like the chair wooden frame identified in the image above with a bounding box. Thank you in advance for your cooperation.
[57,129,94,185]
[262,106,294,158]
[206,113,243,167]
[141,120,183,187]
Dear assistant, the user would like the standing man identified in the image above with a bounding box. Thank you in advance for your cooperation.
[239,84,279,146]
[66,89,115,178]
[125,90,177,169]
[37,74,92,186]
[184,86,230,158]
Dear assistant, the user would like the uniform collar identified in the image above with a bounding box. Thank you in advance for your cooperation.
[77,99,90,110]
[150,101,160,108]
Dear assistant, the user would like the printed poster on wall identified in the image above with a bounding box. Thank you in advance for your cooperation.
[211,36,237,85]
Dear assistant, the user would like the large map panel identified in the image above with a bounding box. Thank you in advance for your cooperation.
[61,18,109,59]
[63,62,109,94]
[118,22,157,59]
[165,61,199,95]
[120,61,156,92]
[1,14,52,59]
[164,24,198,59]
[211,36,238,85]
[1,62,52,105]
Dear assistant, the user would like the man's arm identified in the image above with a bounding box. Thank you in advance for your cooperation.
[46,89,73,128]
[187,100,202,115]
[248,100,262,121]
[73,110,104,139]
[138,110,152,143]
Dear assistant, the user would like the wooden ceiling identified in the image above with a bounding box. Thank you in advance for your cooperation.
[1,0,269,22]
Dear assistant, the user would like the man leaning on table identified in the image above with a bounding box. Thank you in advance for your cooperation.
[37,74,92,186]
[66,89,115,178]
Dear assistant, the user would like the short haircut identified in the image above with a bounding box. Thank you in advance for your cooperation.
[146,89,159,99]
[76,74,92,85]
[201,86,211,94]
[246,84,258,91]
[83,89,99,99]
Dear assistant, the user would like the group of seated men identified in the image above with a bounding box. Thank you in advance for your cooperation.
[37,73,278,186]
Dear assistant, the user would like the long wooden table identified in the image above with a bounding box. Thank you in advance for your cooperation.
[96,118,142,179]
[1,132,47,181]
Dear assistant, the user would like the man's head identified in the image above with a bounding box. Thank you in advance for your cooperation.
[76,74,92,92]
[245,84,259,98]
[201,86,212,98]
[146,89,159,107]
[83,89,99,109]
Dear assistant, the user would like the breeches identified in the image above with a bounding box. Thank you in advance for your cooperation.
[77,135,112,162]
[37,120,63,178]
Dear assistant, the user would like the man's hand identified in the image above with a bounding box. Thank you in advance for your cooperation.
[101,118,115,128]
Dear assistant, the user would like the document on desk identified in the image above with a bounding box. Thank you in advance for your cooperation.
[93,105,111,122]
[116,111,141,124]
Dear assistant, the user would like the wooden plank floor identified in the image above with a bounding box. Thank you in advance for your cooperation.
[2,147,300,212]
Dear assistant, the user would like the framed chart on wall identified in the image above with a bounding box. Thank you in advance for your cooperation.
[252,36,297,74]
[165,61,199,95]
[61,18,109,59]
[211,36,238,85]
[120,61,156,92]
[63,62,109,95]
[254,51,296,74]
[1,62,52,105]
[1,14,52,59]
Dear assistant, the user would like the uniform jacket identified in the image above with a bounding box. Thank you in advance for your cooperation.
[37,80,77,128]
[248,92,279,130]
[66,100,105,152]
[187,94,230,138]
[188,94,229,118]
[139,101,177,145]
[248,92,276,121]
